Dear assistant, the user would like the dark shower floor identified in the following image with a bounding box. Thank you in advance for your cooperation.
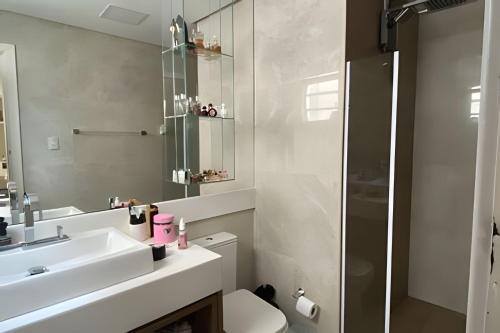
[391,297,466,333]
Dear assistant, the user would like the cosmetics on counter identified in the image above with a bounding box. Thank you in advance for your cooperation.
[151,244,166,261]
[129,205,149,241]
[154,213,177,245]
[178,218,188,250]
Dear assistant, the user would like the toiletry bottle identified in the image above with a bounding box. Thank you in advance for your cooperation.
[208,103,217,117]
[174,95,181,115]
[187,97,194,114]
[149,205,159,237]
[191,28,196,44]
[178,218,188,249]
[194,96,202,115]
[178,169,185,184]
[220,103,227,118]
[211,35,221,53]
[201,106,209,116]
[108,197,115,209]
[170,19,179,47]
[193,26,204,48]
[180,93,188,114]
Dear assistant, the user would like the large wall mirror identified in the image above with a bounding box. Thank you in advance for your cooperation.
[0,0,252,225]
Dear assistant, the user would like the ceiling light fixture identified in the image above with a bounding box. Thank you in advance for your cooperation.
[99,4,149,25]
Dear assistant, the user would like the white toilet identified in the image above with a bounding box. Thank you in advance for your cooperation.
[346,255,374,320]
[192,232,288,333]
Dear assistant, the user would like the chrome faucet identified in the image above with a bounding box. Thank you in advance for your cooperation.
[7,181,20,224]
[0,191,70,252]
[0,224,70,252]
[23,193,43,243]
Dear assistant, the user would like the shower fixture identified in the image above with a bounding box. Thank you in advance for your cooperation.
[380,0,477,51]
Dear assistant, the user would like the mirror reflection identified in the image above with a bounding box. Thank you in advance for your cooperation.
[0,0,235,224]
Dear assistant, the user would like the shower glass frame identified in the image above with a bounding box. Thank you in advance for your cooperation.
[341,51,400,333]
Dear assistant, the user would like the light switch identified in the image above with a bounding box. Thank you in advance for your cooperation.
[47,136,60,150]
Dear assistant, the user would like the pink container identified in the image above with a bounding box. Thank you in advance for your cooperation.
[153,214,177,244]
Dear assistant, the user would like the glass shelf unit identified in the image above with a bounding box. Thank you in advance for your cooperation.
[162,0,235,185]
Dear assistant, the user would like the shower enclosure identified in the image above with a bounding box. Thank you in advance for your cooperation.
[342,0,483,332]
[342,52,400,333]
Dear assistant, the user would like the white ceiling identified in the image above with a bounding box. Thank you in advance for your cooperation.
[0,0,231,45]
[0,0,164,45]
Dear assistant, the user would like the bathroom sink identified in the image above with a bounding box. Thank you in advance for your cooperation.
[33,206,84,221]
[0,227,154,321]
[0,205,84,224]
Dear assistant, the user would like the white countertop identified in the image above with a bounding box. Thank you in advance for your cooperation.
[0,243,222,333]
[0,189,254,332]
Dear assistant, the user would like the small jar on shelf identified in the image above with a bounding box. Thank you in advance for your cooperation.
[192,27,205,49]
[220,103,228,118]
[210,35,221,53]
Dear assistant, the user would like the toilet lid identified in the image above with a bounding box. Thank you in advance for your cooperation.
[223,289,288,333]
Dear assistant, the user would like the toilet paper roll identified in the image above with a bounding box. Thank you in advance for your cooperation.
[295,295,319,319]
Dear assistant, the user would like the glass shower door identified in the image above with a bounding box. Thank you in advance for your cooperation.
[342,52,399,333]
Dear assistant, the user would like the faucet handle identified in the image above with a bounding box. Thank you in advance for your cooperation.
[57,225,63,239]
[24,193,42,213]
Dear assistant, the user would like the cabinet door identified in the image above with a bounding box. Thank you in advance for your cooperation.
[130,292,223,333]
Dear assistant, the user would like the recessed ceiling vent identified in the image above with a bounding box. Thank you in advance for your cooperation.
[99,4,149,25]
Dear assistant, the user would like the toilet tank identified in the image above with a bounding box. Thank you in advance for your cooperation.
[191,232,237,295]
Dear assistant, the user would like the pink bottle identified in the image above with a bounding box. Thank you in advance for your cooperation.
[153,214,177,244]
[178,218,188,249]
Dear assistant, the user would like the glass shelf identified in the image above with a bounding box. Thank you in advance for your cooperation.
[164,114,235,186]
[171,174,235,186]
[165,114,234,120]
[162,44,233,60]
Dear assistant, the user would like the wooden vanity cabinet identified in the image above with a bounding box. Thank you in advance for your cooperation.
[129,292,223,333]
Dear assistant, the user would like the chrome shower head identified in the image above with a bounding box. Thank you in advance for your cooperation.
[401,0,472,15]
[381,0,477,51]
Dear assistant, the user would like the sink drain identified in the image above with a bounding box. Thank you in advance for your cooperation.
[27,266,48,276]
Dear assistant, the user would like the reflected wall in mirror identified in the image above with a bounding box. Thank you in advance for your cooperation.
[0,0,250,224]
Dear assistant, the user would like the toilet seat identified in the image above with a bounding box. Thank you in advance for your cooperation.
[223,289,288,333]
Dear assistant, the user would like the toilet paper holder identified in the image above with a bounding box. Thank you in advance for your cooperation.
[292,288,305,300]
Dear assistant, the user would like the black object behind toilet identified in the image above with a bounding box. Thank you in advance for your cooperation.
[254,284,280,309]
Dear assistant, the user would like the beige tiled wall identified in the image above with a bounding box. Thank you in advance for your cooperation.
[409,0,484,314]
[253,0,346,331]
